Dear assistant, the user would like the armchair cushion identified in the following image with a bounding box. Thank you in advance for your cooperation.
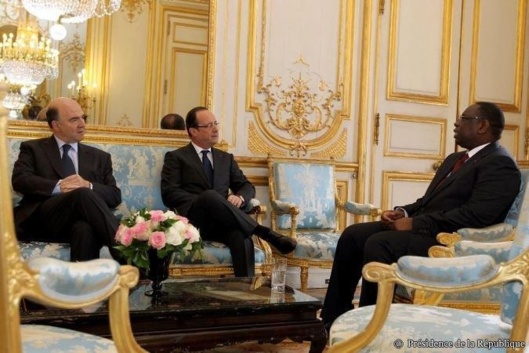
[22,325,116,353]
[27,258,120,302]
[290,231,339,260]
[330,304,513,353]
[397,255,499,287]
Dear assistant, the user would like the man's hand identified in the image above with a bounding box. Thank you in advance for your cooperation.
[60,174,91,193]
[393,217,413,231]
[227,194,244,208]
[381,209,405,229]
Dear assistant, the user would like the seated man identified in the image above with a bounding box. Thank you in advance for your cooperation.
[161,113,186,130]
[321,101,521,330]
[161,106,297,277]
[12,97,122,262]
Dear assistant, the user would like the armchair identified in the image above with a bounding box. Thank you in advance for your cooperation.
[0,118,146,352]
[267,156,380,292]
[327,214,529,353]
[394,169,529,312]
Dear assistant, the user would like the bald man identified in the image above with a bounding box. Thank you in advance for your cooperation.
[12,97,122,262]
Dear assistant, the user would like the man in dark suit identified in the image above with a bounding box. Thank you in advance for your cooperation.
[321,102,521,329]
[12,97,122,262]
[161,106,297,277]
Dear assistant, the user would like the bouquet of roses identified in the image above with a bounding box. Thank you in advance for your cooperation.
[114,208,203,270]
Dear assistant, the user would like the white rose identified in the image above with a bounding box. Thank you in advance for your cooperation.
[164,210,177,220]
[135,215,146,223]
[166,223,185,246]
[185,225,201,243]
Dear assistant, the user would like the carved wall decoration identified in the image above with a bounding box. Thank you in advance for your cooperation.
[120,0,150,22]
[258,60,343,141]
[248,122,286,156]
[247,0,354,157]
[116,114,134,127]
[59,33,85,78]
[311,129,347,159]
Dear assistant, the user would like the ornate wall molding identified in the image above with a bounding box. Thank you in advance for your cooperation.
[246,0,355,157]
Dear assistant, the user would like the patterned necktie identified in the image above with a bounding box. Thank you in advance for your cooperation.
[201,150,214,186]
[61,144,76,176]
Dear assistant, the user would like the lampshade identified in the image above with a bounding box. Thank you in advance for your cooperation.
[20,0,122,23]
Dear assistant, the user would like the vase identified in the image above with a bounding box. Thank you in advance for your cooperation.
[144,249,172,297]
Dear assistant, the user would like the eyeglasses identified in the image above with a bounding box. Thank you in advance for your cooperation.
[458,115,482,122]
[194,121,220,129]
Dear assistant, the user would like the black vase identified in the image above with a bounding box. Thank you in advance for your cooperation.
[144,248,172,297]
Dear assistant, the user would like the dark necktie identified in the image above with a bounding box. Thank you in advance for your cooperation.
[201,150,214,186]
[435,152,469,190]
[451,152,469,174]
[61,144,76,176]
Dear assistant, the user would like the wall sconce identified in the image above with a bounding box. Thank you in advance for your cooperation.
[67,68,96,118]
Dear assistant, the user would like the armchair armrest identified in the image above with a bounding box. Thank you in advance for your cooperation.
[396,255,499,288]
[26,258,138,307]
[270,200,299,215]
[342,200,381,219]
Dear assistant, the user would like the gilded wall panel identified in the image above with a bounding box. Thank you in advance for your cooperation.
[381,171,434,210]
[500,124,520,160]
[469,0,526,112]
[383,114,446,159]
[247,0,355,157]
[387,0,452,104]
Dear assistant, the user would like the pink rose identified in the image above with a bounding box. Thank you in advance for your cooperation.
[149,231,166,250]
[176,215,189,224]
[132,221,150,241]
[150,210,165,222]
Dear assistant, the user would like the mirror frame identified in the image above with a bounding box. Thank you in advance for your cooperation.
[7,0,216,143]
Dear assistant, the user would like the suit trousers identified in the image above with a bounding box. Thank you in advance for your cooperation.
[320,221,439,326]
[26,188,119,261]
[186,190,258,277]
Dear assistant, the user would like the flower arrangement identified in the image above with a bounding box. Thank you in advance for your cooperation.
[114,208,203,271]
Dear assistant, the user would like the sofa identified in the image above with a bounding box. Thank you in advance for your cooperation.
[7,123,272,278]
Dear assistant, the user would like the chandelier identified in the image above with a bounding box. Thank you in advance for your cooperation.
[0,14,59,87]
[6,0,122,23]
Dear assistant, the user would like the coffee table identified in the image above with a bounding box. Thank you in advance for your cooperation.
[20,277,327,353]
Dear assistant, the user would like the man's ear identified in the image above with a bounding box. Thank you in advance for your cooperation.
[477,118,490,135]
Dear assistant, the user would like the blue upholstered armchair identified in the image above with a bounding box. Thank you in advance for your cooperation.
[267,156,381,292]
[0,117,146,352]
[399,169,529,313]
[327,210,529,353]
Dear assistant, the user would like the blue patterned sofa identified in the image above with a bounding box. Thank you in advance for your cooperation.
[8,131,272,278]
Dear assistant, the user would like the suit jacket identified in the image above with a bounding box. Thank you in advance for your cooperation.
[12,136,121,239]
[399,141,520,237]
[161,143,255,216]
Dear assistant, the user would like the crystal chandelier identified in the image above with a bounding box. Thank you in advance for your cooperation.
[0,14,59,87]
[8,0,122,23]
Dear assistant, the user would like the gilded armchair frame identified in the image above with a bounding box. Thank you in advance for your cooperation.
[0,116,146,353]
[328,253,529,353]
[267,155,380,292]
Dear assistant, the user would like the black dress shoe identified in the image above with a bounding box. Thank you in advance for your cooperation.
[267,231,297,254]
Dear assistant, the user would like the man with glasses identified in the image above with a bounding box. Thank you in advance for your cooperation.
[12,97,122,262]
[161,106,297,277]
[321,101,521,331]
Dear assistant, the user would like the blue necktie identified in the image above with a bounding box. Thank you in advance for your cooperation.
[61,144,76,176]
[201,150,214,186]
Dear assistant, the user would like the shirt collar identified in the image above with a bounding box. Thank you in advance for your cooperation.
[466,142,490,159]
[54,136,78,152]
[191,142,211,155]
